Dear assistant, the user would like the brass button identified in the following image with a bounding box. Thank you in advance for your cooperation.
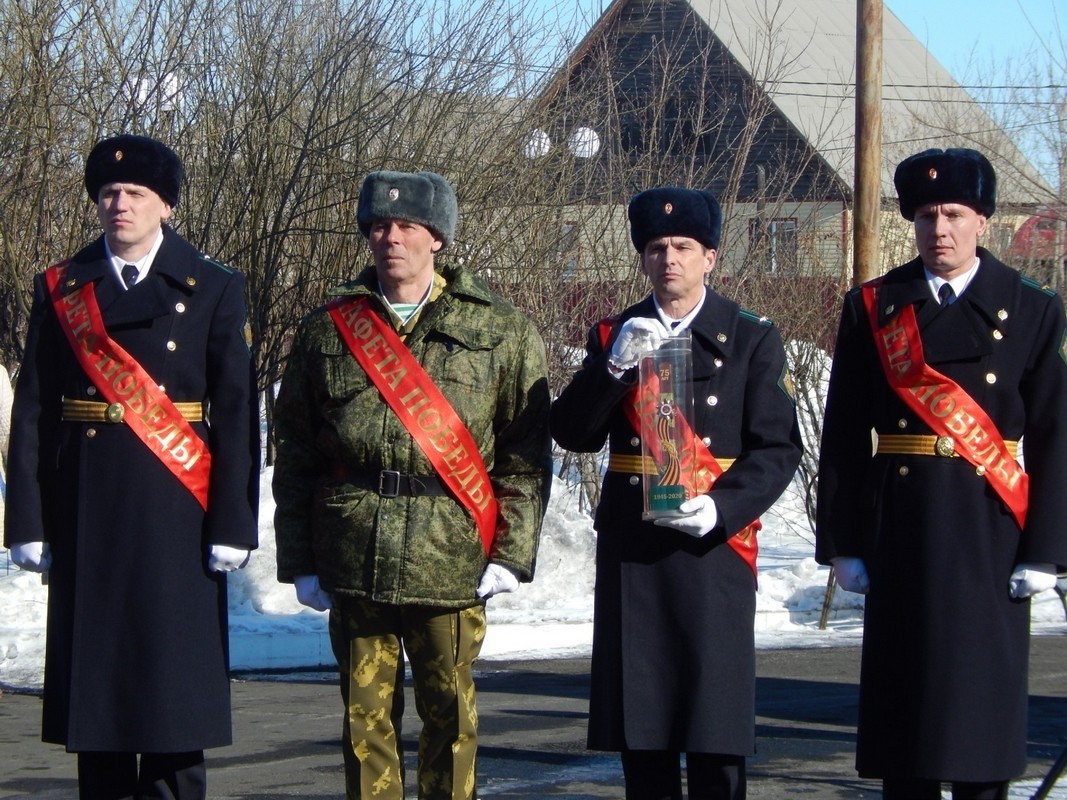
[166,341,177,351]
[717,333,727,343]
[186,277,197,287]
[176,302,186,313]
[86,428,97,438]
[897,419,907,429]
[706,395,719,406]
[106,403,125,423]
[898,465,909,476]
[630,436,640,447]
[992,330,1003,341]
[702,437,711,446]
[997,309,1008,321]
[629,476,640,486]
[976,465,987,476]
[714,358,723,368]
[985,373,997,384]
[87,386,97,396]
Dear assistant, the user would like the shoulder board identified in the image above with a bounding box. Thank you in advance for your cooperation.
[739,309,773,327]
[198,254,236,275]
[1021,275,1055,297]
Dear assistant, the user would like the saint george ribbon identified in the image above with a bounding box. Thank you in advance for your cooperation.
[46,261,211,509]
[328,296,498,556]
[598,319,760,577]
[861,281,1028,528]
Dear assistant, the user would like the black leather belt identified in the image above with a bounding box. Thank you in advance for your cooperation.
[336,468,449,498]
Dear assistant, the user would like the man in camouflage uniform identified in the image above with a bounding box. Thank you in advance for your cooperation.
[273,170,552,800]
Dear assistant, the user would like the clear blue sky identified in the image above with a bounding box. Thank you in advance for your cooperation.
[884,0,1062,84]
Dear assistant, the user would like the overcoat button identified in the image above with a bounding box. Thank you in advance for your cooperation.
[706,396,718,406]
[985,373,996,384]
[86,428,97,438]
[628,476,640,486]
[630,436,640,447]
[167,341,177,351]
[898,466,909,476]
[897,419,907,429]
[87,386,97,396]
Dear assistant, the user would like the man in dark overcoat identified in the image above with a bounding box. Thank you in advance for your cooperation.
[816,148,1067,800]
[4,134,259,798]
[550,187,803,799]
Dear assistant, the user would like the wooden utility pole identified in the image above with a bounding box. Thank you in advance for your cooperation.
[854,0,883,286]
[820,0,884,629]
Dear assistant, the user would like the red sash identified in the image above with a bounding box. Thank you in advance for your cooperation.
[328,296,498,555]
[46,261,211,510]
[598,319,760,576]
[861,282,1028,528]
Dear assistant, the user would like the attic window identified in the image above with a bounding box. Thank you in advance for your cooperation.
[567,126,601,158]
[523,129,551,159]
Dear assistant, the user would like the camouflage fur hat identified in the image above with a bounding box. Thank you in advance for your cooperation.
[894,148,996,221]
[357,170,458,247]
[84,134,184,207]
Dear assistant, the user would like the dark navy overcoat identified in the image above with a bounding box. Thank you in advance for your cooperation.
[551,290,802,754]
[816,250,1067,782]
[4,226,259,752]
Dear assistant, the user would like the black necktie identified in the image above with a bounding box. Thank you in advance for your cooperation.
[121,263,139,289]
[938,283,955,306]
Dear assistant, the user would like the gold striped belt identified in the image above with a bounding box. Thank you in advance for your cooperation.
[876,433,1018,460]
[61,398,204,424]
[607,453,736,474]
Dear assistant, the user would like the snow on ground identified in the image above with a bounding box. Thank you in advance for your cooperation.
[3,468,1065,690]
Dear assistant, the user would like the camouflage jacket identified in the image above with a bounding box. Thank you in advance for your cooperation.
[273,264,552,607]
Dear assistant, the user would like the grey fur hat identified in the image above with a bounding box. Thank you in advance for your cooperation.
[357,170,458,247]
[85,134,184,207]
[894,148,997,221]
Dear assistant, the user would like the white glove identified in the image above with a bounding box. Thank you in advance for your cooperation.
[831,556,870,595]
[653,494,719,537]
[208,544,251,572]
[10,542,52,572]
[608,317,670,372]
[1008,563,1058,599]
[476,563,519,599]
[294,574,333,611]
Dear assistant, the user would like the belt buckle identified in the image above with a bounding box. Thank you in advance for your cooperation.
[378,470,401,498]
[106,403,126,423]
[934,436,956,457]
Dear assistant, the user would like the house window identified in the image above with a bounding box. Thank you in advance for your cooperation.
[749,217,798,275]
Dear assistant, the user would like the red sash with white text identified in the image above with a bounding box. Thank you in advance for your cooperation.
[46,261,211,510]
[861,281,1028,528]
[598,319,760,576]
[328,296,498,555]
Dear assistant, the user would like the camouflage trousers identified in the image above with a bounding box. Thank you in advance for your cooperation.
[328,596,487,800]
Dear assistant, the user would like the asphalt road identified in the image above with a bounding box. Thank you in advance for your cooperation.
[2,637,1065,799]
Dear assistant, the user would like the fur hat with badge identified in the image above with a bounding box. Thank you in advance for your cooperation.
[628,186,722,252]
[84,134,184,207]
[357,170,458,248]
[893,147,997,221]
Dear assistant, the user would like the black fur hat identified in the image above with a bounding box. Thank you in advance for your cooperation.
[893,148,996,221]
[357,171,458,247]
[84,135,183,207]
[628,187,722,252]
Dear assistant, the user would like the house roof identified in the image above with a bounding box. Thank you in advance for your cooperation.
[546,0,1051,210]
